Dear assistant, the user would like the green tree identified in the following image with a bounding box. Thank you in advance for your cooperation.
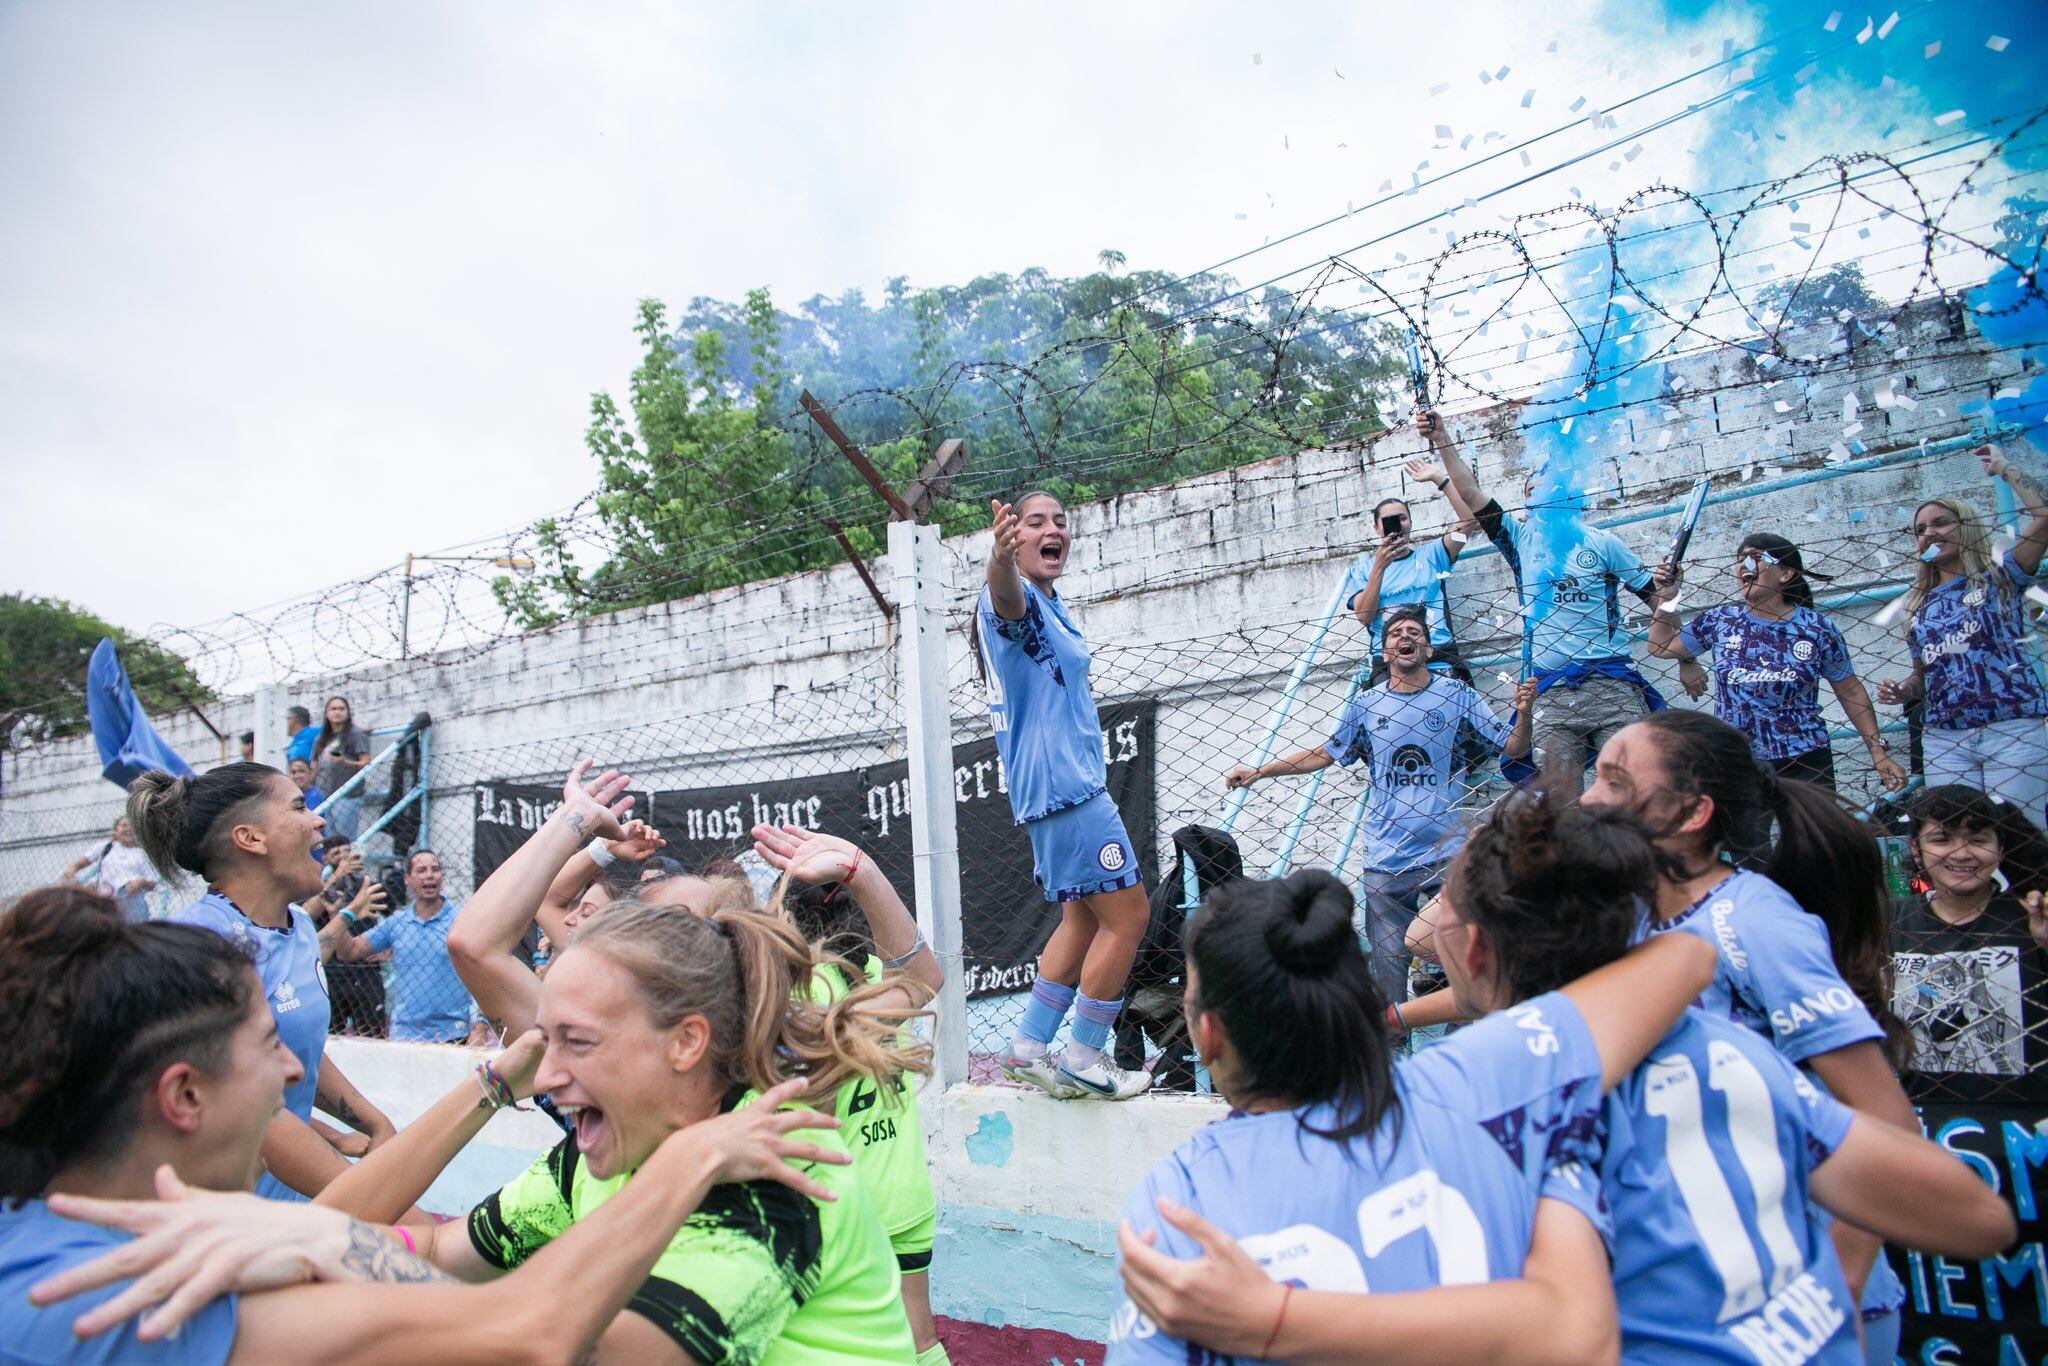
[1755,260,1886,329]
[504,265,1400,628]
[0,595,212,756]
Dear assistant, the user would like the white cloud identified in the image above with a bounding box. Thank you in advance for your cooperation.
[5,0,1893,645]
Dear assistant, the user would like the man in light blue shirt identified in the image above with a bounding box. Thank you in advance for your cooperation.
[1341,411,1484,683]
[332,848,475,1043]
[1224,608,1535,1004]
[283,704,319,765]
[1432,417,1671,774]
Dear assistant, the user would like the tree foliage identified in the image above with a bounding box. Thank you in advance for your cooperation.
[499,267,1400,629]
[0,595,212,755]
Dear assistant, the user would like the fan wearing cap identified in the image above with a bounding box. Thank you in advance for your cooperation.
[1650,533,1905,791]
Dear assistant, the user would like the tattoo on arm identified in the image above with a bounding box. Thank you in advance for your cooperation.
[320,1090,365,1129]
[339,1220,452,1284]
[566,810,589,839]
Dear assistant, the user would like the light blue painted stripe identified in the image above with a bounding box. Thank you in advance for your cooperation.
[930,1204,1117,1341]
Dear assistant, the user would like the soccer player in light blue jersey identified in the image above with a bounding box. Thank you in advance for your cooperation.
[1116,794,2011,1365]
[1108,825,1722,1363]
[128,764,402,1205]
[977,492,1156,1101]
[1582,711,1929,1361]
[1225,607,1536,1007]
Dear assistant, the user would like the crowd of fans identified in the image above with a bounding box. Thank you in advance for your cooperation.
[3,420,2048,1361]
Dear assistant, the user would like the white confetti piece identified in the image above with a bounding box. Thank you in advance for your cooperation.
[1997,384,2024,400]
[1823,10,1841,30]
[1935,109,1966,126]
[1856,16,1873,42]
[1877,12,1898,39]
[1874,595,1909,627]
[1988,34,2010,52]
[1447,531,1469,545]
[1430,81,1450,95]
[1521,88,1536,107]
[2027,585,2048,611]
[1924,41,1940,58]
[1252,52,1262,64]
[1435,123,1452,138]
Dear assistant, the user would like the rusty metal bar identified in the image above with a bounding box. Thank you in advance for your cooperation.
[901,438,967,522]
[823,517,894,620]
[800,390,912,521]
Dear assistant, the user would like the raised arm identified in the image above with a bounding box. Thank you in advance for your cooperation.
[986,498,1027,620]
[1421,410,1487,515]
[1645,565,1692,661]
[1503,679,1537,759]
[753,825,943,1003]
[1223,747,1336,791]
[1983,444,2048,575]
[1350,538,1400,629]
[1404,456,1481,565]
[448,762,636,1038]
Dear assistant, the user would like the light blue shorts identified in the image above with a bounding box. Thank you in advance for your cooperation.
[1026,791,1143,902]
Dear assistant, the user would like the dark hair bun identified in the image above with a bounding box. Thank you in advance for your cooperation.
[1263,870,1354,976]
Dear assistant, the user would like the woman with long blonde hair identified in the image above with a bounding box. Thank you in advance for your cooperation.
[1878,445,2048,819]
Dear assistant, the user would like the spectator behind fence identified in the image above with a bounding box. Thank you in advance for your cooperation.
[310,695,372,839]
[1223,607,1535,1007]
[1649,532,1907,792]
[1892,784,2048,1102]
[1432,412,1672,775]
[1342,410,1482,683]
[1879,444,2048,822]
[288,755,326,811]
[62,816,156,923]
[283,703,318,764]
[316,834,391,1038]
[129,762,398,1202]
[331,848,477,1044]
[239,730,256,763]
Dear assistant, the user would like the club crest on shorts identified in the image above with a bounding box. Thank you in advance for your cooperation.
[1097,840,1127,872]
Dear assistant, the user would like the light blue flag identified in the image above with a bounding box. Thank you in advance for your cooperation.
[86,638,193,789]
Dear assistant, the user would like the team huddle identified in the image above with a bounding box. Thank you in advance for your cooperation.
[0,416,2042,1363]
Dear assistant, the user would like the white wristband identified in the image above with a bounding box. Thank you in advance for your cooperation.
[585,839,617,869]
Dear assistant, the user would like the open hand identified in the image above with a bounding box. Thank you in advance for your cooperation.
[1117,1199,1285,1358]
[557,759,636,844]
[31,1166,352,1342]
[1876,678,1911,708]
[752,824,863,887]
[1402,456,1448,489]
[664,1078,851,1203]
[990,499,1022,565]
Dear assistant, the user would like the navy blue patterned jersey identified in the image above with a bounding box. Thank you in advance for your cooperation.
[1909,552,2048,730]
[1678,605,1853,761]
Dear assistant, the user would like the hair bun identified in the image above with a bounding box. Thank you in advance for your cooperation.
[1263,870,1354,976]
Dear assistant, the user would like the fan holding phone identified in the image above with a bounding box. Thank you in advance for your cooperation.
[1342,410,1483,685]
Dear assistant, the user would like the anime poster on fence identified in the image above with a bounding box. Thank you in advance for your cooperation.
[471,700,1156,998]
[1899,1102,2048,1364]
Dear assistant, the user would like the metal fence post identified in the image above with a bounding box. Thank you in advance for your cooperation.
[252,683,281,772]
[888,519,969,1088]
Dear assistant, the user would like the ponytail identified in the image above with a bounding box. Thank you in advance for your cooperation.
[128,762,281,884]
[1761,773,1907,1066]
[1188,869,1397,1143]
[1636,712,1906,1066]
[0,887,255,1198]
[569,900,930,1111]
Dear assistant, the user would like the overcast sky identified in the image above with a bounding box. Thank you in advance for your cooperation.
[1,0,1995,644]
